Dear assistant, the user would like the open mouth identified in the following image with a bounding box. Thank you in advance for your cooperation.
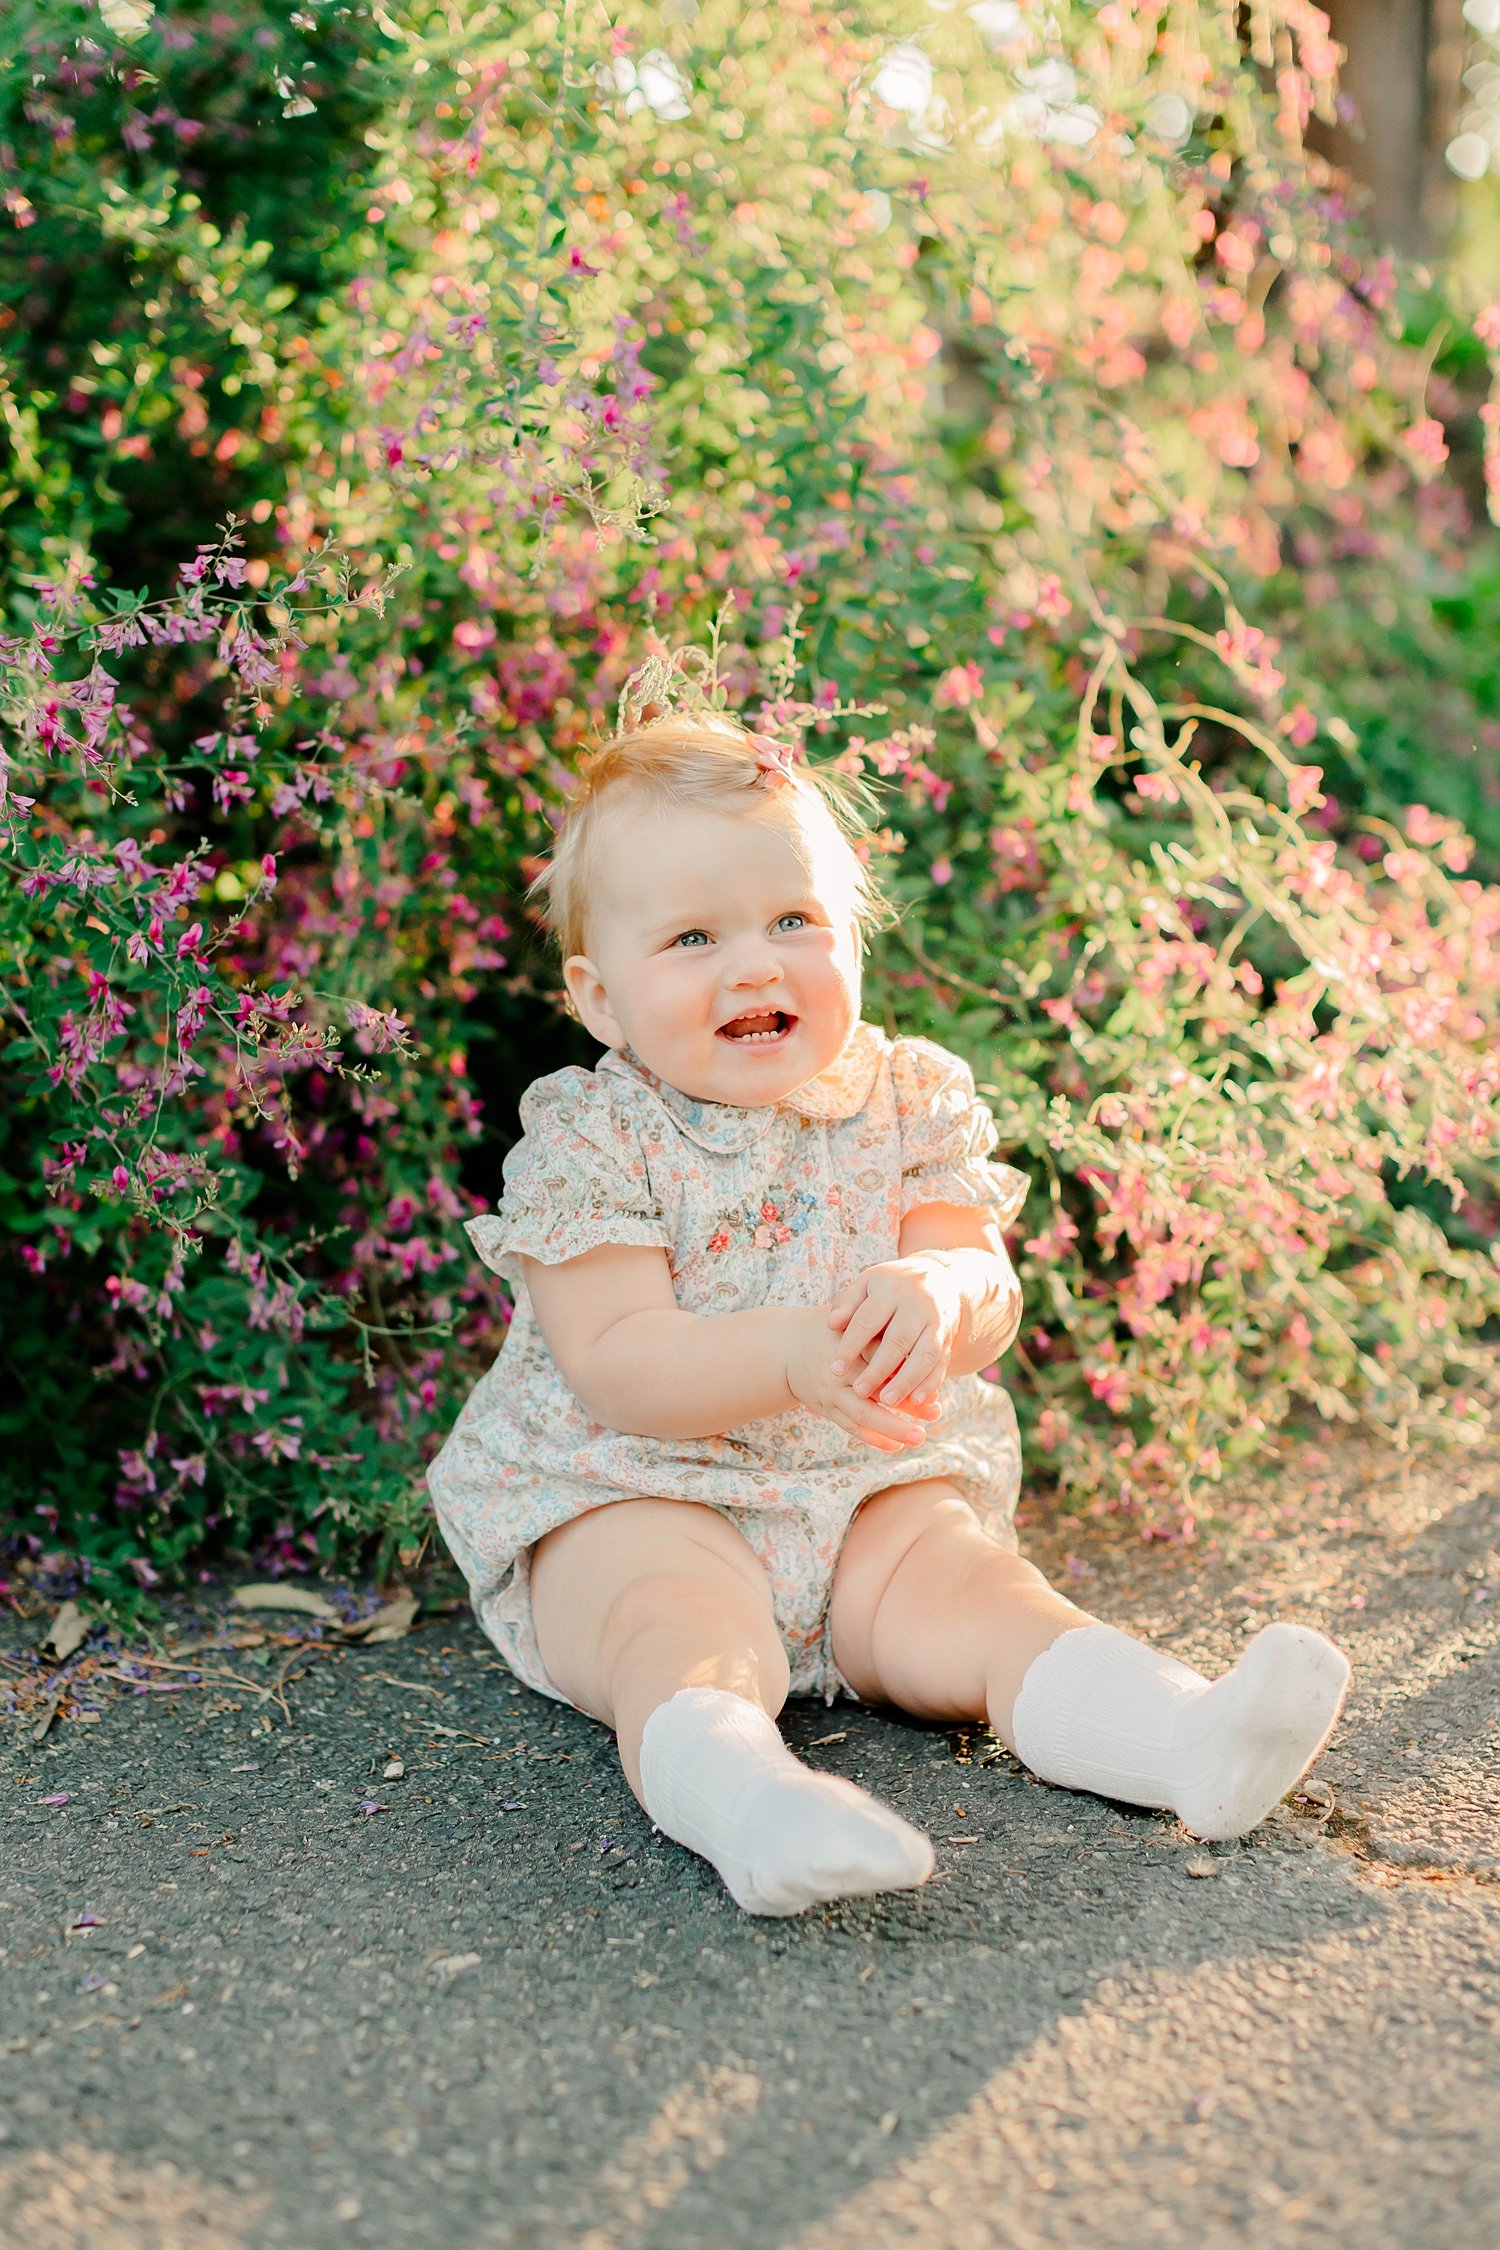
[716,1008,797,1048]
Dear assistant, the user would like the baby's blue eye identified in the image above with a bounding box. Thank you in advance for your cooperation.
[670,914,809,948]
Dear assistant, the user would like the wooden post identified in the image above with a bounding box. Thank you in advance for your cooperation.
[1311,0,1470,256]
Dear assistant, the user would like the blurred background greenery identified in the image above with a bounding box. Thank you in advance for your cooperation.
[2,0,1498,1605]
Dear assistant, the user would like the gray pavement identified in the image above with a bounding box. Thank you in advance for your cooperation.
[1,1428,1496,2249]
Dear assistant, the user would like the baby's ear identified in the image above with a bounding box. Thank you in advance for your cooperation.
[562,953,615,1040]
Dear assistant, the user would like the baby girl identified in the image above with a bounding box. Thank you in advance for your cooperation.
[428,709,1351,1916]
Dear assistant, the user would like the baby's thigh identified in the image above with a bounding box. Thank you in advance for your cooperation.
[530,1498,778,1716]
[829,1477,1004,1696]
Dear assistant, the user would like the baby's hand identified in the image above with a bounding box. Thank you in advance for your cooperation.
[825,1255,964,1411]
[783,1307,940,1454]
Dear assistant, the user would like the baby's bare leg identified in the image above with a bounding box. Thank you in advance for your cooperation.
[830,1478,1088,1728]
[831,1480,1350,1841]
[530,1498,933,1914]
[531,1499,789,1795]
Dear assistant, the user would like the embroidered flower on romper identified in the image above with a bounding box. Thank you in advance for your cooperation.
[707,1186,826,1255]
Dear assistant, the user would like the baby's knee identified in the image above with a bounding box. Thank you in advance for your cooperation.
[599,1554,779,1671]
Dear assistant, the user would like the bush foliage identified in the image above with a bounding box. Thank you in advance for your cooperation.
[3,0,1499,1598]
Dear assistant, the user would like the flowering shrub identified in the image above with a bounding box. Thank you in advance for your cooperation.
[3,0,1499,1598]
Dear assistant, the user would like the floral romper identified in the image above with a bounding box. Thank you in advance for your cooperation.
[426,1018,1030,1707]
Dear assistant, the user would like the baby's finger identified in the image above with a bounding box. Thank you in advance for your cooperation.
[879,1389,943,1421]
[854,1393,928,1446]
[874,1343,945,1405]
[830,1305,891,1372]
[828,1382,927,1445]
[826,1406,907,1451]
[852,1328,929,1399]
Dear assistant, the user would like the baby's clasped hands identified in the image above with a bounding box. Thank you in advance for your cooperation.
[826,1253,967,1409]
[781,1256,966,1454]
[783,1301,937,1451]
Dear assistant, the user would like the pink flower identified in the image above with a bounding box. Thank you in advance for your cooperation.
[1403,803,1446,847]
[1400,418,1448,478]
[934,661,983,710]
[1023,1214,1080,1260]
[452,617,496,653]
[1085,1363,1131,1413]
[1286,764,1324,816]
[1134,772,1180,804]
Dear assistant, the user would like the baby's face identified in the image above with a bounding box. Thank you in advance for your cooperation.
[563,795,864,1105]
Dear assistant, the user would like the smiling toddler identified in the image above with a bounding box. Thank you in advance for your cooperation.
[427,711,1350,1915]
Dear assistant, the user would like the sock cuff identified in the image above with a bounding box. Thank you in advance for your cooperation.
[1010,1623,1204,1795]
[638,1687,785,1838]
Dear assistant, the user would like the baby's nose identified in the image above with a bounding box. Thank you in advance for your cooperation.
[725,945,783,984]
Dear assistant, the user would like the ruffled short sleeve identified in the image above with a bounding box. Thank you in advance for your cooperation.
[891,1036,1029,1226]
[465,1068,672,1289]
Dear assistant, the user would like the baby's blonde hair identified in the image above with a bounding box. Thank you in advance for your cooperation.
[524,713,901,1020]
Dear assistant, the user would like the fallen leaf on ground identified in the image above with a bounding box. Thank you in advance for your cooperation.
[40,1791,71,1808]
[230,1583,338,1619]
[342,1591,418,1643]
[808,1731,847,1746]
[39,1601,89,1664]
[30,1686,67,1744]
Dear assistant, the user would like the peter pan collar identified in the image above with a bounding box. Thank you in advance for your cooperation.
[598,1017,886,1153]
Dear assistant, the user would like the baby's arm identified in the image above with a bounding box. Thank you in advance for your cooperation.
[520,1246,932,1450]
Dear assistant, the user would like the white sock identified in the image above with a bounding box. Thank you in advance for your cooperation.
[1009,1621,1351,1842]
[637,1686,935,1916]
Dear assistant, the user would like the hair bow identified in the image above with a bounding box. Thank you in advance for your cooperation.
[746,732,797,785]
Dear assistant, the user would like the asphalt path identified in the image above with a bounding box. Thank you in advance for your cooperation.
[1,1429,1496,2249]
